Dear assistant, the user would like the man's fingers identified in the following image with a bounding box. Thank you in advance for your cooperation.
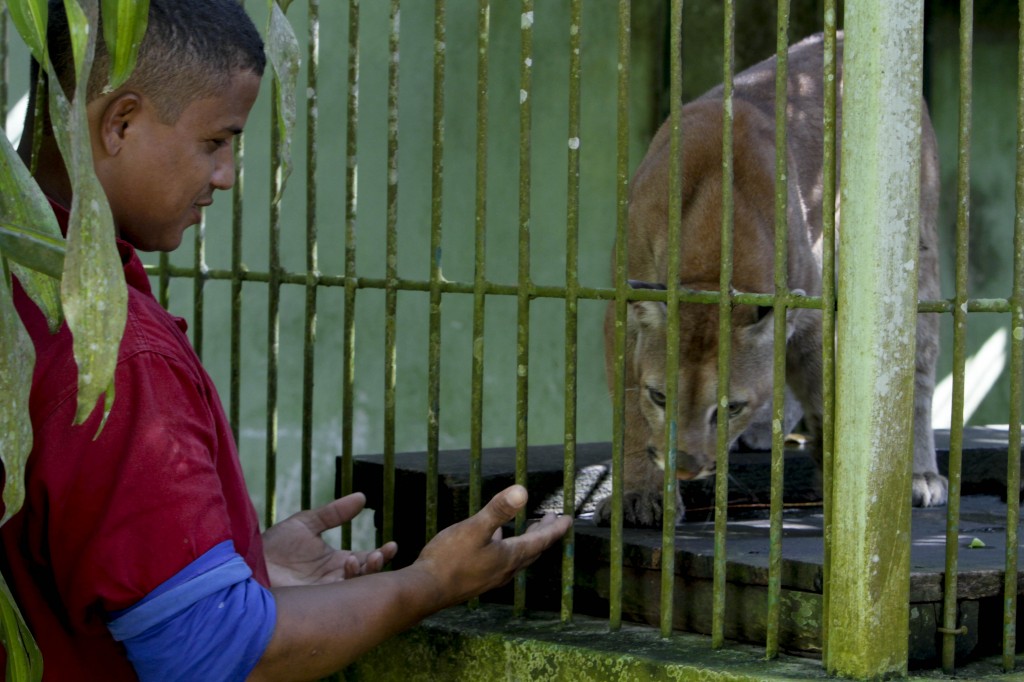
[304,492,367,534]
[478,485,528,532]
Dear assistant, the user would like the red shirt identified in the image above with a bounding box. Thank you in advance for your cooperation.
[1,204,267,680]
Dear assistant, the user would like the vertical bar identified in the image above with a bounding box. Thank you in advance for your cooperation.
[819,2,838,661]
[469,0,489,523]
[158,252,170,309]
[340,0,360,551]
[941,0,972,673]
[766,0,790,660]
[300,0,321,511]
[192,218,207,359]
[229,134,245,445]
[1005,1,1024,668]
[265,77,283,529]
[561,0,582,625]
[827,2,925,677]
[382,0,401,544]
[425,0,446,542]
[659,0,682,639]
[0,9,7,126]
[711,0,735,650]
[513,0,534,617]
[608,0,631,632]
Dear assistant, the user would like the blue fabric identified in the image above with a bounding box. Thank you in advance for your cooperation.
[106,541,277,682]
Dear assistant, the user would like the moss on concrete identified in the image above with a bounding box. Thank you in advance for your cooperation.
[340,604,1024,681]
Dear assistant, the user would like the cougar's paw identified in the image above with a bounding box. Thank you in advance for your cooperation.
[594,491,683,528]
[912,471,948,507]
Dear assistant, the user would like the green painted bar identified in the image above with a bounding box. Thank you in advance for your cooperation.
[265,81,283,529]
[425,0,446,543]
[158,252,170,308]
[608,0,631,633]
[513,0,534,617]
[828,1,924,677]
[942,0,973,673]
[1005,1,1024,669]
[469,0,489,524]
[382,0,400,544]
[340,0,360,552]
[229,135,245,445]
[192,218,206,359]
[659,0,683,640]
[819,6,838,662]
[0,10,7,127]
[300,0,320,512]
[712,0,735,651]
[766,0,790,660]
[561,0,583,626]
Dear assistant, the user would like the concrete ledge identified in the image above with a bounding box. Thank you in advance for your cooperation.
[341,605,1023,681]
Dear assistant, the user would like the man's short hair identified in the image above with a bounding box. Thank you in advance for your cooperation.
[47,0,266,122]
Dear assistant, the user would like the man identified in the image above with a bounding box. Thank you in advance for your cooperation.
[1,1,571,680]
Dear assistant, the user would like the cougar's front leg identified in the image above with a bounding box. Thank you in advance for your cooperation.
[911,308,946,507]
[595,390,684,528]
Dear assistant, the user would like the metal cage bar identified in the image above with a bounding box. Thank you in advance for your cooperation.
[381,0,400,545]
[560,0,582,626]
[192,218,207,360]
[265,77,284,529]
[1005,1,1024,669]
[941,0,973,673]
[300,0,321,512]
[608,0,631,633]
[425,0,446,544]
[765,0,791,659]
[340,0,360,551]
[819,2,839,662]
[711,0,736,650]
[513,0,535,617]
[469,0,490,525]
[229,129,246,446]
[659,0,683,640]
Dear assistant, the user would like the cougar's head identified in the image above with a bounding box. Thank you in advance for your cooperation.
[624,285,796,480]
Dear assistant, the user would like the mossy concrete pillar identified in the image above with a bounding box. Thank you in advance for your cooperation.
[828,0,925,678]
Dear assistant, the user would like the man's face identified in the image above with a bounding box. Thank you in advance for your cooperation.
[93,69,262,252]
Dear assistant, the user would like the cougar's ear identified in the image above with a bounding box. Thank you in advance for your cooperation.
[748,289,806,341]
[627,300,667,333]
[625,280,668,334]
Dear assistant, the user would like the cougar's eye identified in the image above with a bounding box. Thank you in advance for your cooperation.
[727,401,747,418]
[647,386,666,408]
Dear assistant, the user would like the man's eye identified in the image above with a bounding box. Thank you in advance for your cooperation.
[647,387,666,408]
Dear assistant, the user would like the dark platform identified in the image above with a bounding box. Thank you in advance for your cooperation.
[342,426,1024,667]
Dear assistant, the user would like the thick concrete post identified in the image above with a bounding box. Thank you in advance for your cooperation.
[827,1,924,678]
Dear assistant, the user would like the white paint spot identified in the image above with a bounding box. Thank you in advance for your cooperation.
[525,57,532,68]
[521,12,534,29]
[1015,327,1024,341]
[568,137,580,150]
[520,89,528,104]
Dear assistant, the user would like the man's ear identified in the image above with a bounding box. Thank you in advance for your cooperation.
[96,93,142,156]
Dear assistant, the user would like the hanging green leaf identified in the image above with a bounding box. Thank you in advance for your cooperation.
[100,0,148,90]
[0,571,43,682]
[48,0,126,427]
[0,124,65,330]
[4,0,49,66]
[0,271,34,528]
[266,1,299,202]
[61,0,88,76]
